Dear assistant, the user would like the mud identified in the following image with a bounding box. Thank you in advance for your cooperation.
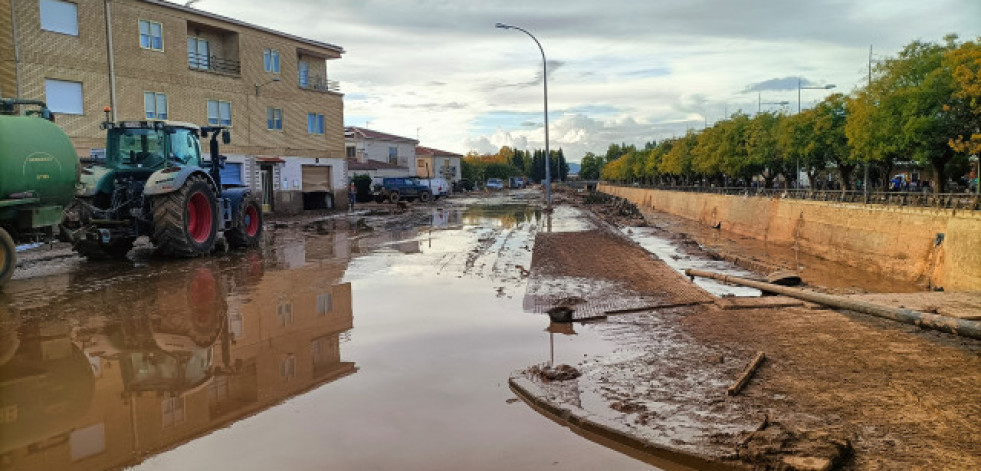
[518,188,981,470]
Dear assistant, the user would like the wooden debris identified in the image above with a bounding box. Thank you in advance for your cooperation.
[728,351,766,396]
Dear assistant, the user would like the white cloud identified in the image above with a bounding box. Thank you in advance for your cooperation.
[195,0,981,162]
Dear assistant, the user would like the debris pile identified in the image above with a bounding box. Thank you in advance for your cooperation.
[528,364,582,382]
[579,193,646,227]
[733,418,853,471]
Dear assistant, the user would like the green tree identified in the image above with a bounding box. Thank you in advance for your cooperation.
[579,152,602,180]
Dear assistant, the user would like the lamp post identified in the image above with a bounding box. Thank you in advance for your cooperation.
[496,22,550,209]
[796,79,836,187]
[758,92,789,113]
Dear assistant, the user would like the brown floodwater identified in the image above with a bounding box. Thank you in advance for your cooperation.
[0,201,660,471]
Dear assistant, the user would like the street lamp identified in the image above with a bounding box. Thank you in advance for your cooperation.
[758,92,789,113]
[796,79,836,187]
[254,76,280,96]
[797,78,835,113]
[496,22,551,209]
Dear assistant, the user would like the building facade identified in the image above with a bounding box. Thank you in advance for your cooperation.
[0,0,348,213]
[414,145,461,183]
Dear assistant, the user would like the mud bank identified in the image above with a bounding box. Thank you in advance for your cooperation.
[598,184,981,291]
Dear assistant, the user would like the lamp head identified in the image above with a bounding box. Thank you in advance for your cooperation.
[495,23,512,29]
[825,84,836,89]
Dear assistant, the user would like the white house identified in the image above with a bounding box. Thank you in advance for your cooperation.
[414,146,462,183]
[344,127,418,169]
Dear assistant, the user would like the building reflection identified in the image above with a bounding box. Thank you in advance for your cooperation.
[0,248,356,471]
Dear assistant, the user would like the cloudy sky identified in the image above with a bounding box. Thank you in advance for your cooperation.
[199,0,981,162]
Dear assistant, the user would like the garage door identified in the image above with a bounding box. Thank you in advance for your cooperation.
[220,162,243,186]
[301,165,331,192]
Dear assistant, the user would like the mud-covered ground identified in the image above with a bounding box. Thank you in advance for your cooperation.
[521,189,981,470]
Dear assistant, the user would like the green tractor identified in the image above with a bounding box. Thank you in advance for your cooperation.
[64,120,262,259]
[0,99,79,287]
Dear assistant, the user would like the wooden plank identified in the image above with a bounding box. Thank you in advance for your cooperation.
[727,351,766,396]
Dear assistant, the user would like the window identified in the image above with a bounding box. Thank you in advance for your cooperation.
[187,37,210,69]
[266,107,283,130]
[161,396,185,427]
[346,146,356,158]
[143,92,167,119]
[316,293,333,315]
[45,79,83,114]
[298,61,309,88]
[40,0,78,36]
[207,100,231,126]
[307,113,324,134]
[277,301,293,326]
[417,160,426,168]
[280,355,296,380]
[139,20,163,51]
[263,49,280,73]
[388,147,398,165]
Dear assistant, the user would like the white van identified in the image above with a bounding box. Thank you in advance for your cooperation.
[416,178,450,199]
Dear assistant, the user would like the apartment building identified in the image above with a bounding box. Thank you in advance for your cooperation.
[0,0,348,212]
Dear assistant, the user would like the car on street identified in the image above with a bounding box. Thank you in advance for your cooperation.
[486,178,504,190]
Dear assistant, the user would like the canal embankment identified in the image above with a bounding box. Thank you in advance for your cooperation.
[598,184,981,291]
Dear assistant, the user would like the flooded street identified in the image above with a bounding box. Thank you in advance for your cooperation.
[0,194,656,471]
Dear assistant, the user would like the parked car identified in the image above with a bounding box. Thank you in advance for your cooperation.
[372,177,433,203]
[508,177,526,189]
[486,178,504,190]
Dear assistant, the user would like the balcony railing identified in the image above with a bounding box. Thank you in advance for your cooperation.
[298,74,340,93]
[188,52,241,76]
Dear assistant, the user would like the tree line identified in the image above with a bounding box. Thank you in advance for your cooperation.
[462,147,570,185]
[594,35,981,193]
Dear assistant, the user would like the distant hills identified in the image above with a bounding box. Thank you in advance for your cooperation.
[567,163,581,175]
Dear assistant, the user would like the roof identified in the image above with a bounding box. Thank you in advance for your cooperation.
[141,0,345,55]
[416,146,463,158]
[345,127,419,144]
[347,158,407,171]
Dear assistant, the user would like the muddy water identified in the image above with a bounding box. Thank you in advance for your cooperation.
[0,202,656,470]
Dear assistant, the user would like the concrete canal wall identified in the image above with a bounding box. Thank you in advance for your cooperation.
[598,184,981,292]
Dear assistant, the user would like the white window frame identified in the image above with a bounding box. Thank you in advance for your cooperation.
[39,0,78,36]
[207,100,232,126]
[298,61,309,88]
[161,396,185,427]
[144,92,167,120]
[139,19,163,51]
[280,355,296,379]
[266,107,283,131]
[44,79,83,115]
[187,37,210,70]
[316,293,333,315]
[307,113,324,135]
[263,49,280,74]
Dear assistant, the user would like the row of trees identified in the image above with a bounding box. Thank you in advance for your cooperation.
[598,35,981,193]
[462,146,570,184]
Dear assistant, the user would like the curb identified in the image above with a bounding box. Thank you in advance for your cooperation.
[509,376,744,471]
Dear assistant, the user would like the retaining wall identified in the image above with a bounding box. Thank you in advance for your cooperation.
[599,184,981,292]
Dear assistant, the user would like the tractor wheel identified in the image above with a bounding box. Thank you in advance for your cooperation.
[73,238,134,260]
[152,175,218,257]
[226,194,263,248]
[418,190,432,203]
[388,191,401,203]
[0,228,15,286]
[374,195,385,203]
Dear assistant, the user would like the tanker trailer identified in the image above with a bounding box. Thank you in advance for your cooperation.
[0,99,79,286]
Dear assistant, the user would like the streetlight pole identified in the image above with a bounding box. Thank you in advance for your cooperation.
[796,78,836,187]
[758,92,789,113]
[496,22,550,209]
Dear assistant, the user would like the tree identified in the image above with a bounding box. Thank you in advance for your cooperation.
[811,94,856,192]
[746,112,786,188]
[579,152,602,180]
[946,38,981,155]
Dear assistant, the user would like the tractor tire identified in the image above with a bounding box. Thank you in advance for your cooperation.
[388,191,400,203]
[73,238,134,260]
[226,194,263,248]
[152,175,218,257]
[374,195,385,203]
[418,190,432,203]
[0,228,15,286]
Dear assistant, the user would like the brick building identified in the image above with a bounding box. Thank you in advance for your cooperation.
[0,0,348,213]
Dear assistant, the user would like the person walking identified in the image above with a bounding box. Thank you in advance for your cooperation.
[348,181,357,210]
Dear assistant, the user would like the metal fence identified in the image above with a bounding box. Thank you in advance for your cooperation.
[188,52,241,75]
[605,184,981,211]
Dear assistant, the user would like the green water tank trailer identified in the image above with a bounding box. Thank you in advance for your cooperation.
[0,115,78,209]
[0,99,80,286]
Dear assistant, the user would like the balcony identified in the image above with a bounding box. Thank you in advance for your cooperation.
[298,74,340,93]
[188,51,241,76]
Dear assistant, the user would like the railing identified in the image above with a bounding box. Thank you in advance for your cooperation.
[604,183,981,211]
[298,74,340,93]
[188,52,241,75]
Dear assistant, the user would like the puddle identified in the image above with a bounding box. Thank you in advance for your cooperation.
[0,203,656,471]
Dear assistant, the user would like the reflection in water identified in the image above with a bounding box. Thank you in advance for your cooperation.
[0,248,356,471]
